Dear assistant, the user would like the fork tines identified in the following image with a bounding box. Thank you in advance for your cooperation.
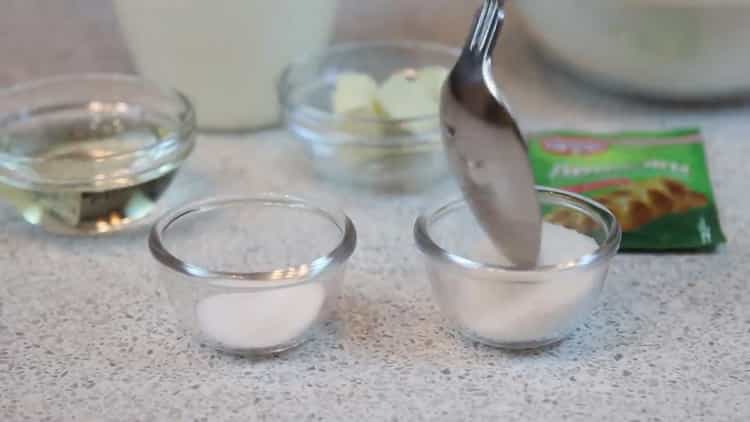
[467,0,504,58]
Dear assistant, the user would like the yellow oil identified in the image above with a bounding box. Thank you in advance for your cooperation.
[0,126,180,234]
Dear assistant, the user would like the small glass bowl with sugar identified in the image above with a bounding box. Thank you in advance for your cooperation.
[414,187,621,350]
[149,194,356,356]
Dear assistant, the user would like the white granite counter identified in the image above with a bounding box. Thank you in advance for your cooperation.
[1,4,749,421]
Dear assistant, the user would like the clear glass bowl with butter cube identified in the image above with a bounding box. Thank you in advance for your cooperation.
[280,41,459,191]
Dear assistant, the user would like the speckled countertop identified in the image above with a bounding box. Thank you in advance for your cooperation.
[2,8,750,422]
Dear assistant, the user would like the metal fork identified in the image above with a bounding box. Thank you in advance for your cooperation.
[440,0,541,267]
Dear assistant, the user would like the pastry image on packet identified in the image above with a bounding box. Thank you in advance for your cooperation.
[527,128,726,251]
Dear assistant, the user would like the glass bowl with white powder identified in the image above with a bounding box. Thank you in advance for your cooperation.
[415,187,621,350]
[149,194,356,356]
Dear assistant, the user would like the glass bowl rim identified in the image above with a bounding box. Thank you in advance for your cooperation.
[414,186,622,276]
[0,73,196,186]
[149,194,357,288]
[278,40,460,132]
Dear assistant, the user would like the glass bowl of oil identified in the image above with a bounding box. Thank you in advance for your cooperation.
[0,74,196,235]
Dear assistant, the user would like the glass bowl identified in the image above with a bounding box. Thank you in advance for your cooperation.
[414,187,622,349]
[279,41,459,191]
[148,194,357,356]
[0,73,196,235]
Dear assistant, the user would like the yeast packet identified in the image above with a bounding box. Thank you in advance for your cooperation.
[527,128,726,251]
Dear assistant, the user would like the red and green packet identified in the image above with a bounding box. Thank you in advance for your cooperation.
[527,128,726,251]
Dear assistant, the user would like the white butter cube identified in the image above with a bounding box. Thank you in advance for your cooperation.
[337,105,385,139]
[332,73,379,115]
[375,69,437,121]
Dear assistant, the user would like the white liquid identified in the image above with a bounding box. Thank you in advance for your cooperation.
[454,222,602,344]
[114,1,337,130]
[196,283,326,350]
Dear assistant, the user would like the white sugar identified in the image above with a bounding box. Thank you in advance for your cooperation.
[454,222,602,343]
[196,283,326,350]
